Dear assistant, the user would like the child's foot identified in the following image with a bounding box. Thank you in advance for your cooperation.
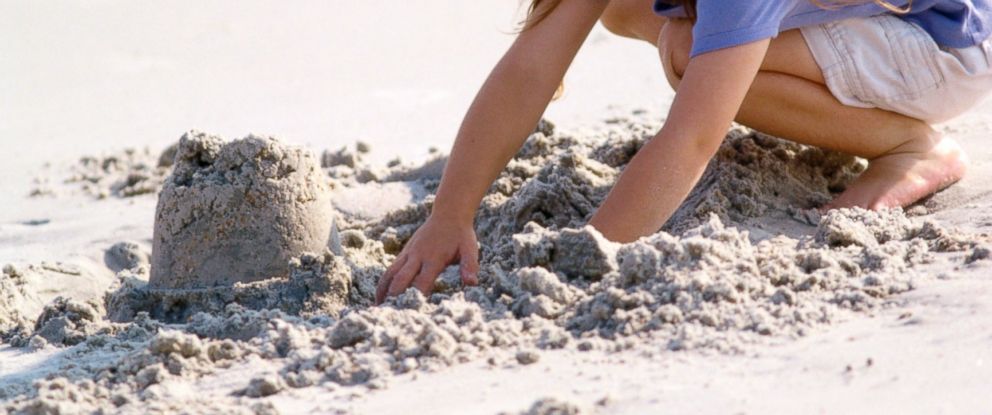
[824,134,969,211]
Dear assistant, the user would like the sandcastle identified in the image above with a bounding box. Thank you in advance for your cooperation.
[149,131,342,289]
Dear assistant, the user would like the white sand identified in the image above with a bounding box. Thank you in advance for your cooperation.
[2,1,991,414]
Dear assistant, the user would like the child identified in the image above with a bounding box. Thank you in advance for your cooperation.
[375,0,992,303]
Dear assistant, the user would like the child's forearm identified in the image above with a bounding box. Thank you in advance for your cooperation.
[431,0,608,225]
[430,57,561,225]
[588,125,719,241]
[590,39,771,242]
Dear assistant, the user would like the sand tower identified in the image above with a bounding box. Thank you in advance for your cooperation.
[150,131,341,289]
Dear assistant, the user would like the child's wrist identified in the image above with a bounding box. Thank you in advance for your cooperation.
[429,202,476,226]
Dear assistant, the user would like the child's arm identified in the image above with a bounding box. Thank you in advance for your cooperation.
[589,39,771,242]
[376,0,609,303]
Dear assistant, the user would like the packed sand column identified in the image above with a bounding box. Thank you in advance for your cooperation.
[150,131,340,289]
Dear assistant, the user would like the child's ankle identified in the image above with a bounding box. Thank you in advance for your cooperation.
[888,125,946,157]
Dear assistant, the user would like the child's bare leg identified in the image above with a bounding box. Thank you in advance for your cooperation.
[600,0,667,43]
[608,13,968,210]
[738,69,968,210]
[660,21,968,210]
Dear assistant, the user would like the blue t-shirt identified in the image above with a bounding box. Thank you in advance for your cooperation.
[654,0,992,57]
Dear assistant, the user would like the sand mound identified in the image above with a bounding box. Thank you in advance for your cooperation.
[505,398,585,415]
[4,114,986,413]
[150,131,342,289]
[0,265,34,333]
[30,146,172,199]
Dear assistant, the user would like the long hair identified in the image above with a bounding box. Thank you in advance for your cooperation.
[521,0,563,31]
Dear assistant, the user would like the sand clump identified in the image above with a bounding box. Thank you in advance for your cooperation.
[30,146,173,199]
[0,265,33,334]
[105,241,151,273]
[150,131,342,289]
[27,297,105,347]
[4,114,989,412]
[507,398,585,415]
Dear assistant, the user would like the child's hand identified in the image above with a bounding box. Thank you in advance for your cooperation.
[374,0,605,304]
[375,216,480,304]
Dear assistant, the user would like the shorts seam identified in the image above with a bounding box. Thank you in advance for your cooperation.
[906,18,945,98]
[920,25,946,88]
[802,24,855,105]
[828,21,871,102]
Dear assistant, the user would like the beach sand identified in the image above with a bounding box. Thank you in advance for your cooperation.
[2,1,991,414]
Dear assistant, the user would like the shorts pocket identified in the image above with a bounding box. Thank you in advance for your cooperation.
[850,15,946,103]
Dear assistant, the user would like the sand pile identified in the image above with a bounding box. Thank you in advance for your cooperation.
[98,132,358,323]
[150,131,342,289]
[4,114,986,413]
[30,145,173,199]
[0,265,35,334]
[505,398,585,415]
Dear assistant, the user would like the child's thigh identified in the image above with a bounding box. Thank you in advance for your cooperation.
[801,14,992,124]
[763,29,827,84]
[660,23,824,87]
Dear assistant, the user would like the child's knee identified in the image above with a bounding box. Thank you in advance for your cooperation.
[602,0,667,41]
[600,0,641,38]
[658,19,693,90]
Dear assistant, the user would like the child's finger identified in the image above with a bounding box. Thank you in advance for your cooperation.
[459,243,480,286]
[411,261,447,297]
[387,257,422,298]
[376,255,407,304]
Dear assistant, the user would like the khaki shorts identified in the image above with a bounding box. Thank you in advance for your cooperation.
[801,14,992,124]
